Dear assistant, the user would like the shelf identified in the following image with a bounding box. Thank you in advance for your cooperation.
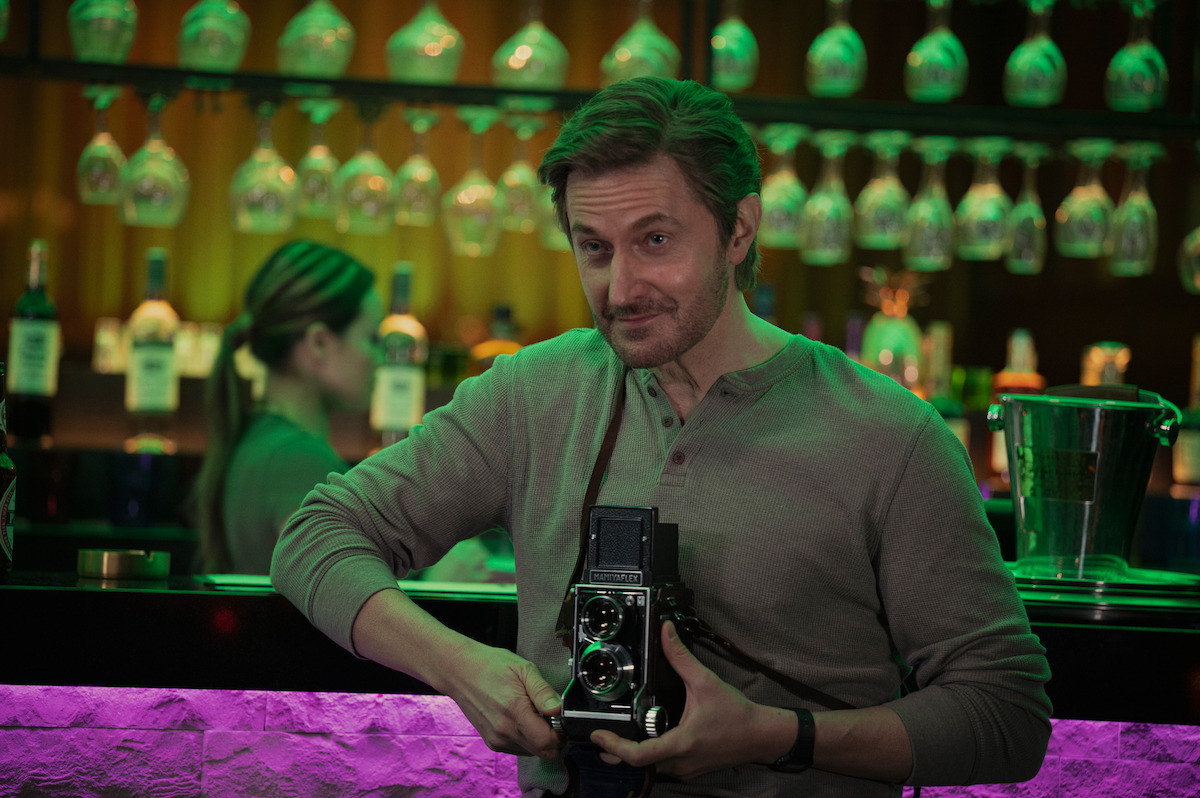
[0,54,598,114]
[730,93,1200,143]
[4,52,1197,142]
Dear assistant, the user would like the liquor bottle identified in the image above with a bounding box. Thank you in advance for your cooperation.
[844,311,865,363]
[370,263,429,448]
[924,321,969,450]
[6,239,61,445]
[751,283,777,325]
[123,248,180,455]
[1080,341,1131,386]
[1,363,16,579]
[987,328,1046,492]
[468,305,522,376]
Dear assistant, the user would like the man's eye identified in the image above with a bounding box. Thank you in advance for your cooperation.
[581,241,606,255]
[648,234,667,247]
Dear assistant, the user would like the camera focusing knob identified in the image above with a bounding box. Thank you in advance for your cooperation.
[644,706,667,738]
[549,715,564,732]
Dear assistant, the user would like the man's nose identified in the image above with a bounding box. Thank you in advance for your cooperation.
[608,250,643,307]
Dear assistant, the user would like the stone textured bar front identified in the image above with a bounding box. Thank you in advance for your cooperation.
[2,684,1198,797]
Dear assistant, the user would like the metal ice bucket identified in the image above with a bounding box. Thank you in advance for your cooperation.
[987,386,1179,581]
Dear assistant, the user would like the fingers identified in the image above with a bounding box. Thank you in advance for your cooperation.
[523,666,565,717]
[591,729,674,769]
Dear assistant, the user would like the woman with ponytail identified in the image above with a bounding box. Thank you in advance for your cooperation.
[194,240,381,573]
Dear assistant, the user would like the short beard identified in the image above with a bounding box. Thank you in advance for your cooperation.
[594,249,730,369]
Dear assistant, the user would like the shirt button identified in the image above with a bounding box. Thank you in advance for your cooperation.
[672,452,685,465]
[662,416,674,428]
[648,387,658,397]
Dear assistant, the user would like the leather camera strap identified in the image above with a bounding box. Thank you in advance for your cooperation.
[671,612,856,712]
[555,367,630,642]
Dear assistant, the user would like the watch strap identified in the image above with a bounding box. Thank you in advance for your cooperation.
[770,708,815,773]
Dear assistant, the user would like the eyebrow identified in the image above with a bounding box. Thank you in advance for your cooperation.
[570,212,681,238]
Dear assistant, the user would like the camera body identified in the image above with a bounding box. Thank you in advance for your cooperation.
[557,506,693,743]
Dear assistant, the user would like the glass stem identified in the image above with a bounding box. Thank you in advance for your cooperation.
[829,0,850,26]
[819,153,844,191]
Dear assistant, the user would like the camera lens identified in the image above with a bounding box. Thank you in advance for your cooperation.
[578,642,634,701]
[581,595,624,640]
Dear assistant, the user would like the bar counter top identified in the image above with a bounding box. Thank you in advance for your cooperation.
[3,568,1200,727]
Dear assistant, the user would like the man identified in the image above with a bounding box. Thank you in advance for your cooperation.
[272,77,1051,797]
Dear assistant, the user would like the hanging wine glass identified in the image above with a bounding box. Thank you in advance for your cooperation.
[1054,138,1115,259]
[711,0,759,94]
[77,85,126,205]
[537,184,572,252]
[1006,141,1050,275]
[498,114,545,235]
[1180,141,1200,294]
[295,98,341,219]
[492,0,568,90]
[806,0,866,99]
[1105,0,1168,112]
[68,0,138,64]
[905,0,968,103]
[855,130,911,250]
[118,94,190,229]
[955,137,1012,261]
[799,130,857,267]
[229,101,297,234]
[1004,0,1066,107]
[1179,229,1200,294]
[394,108,441,228]
[903,136,957,272]
[758,123,809,250]
[333,102,394,235]
[386,0,464,85]
[601,0,681,86]
[1107,141,1163,277]
[442,106,505,258]
[178,0,250,73]
[277,0,355,79]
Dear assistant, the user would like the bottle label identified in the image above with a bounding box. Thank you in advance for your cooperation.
[370,364,426,432]
[125,342,179,413]
[1,475,14,565]
[7,318,61,396]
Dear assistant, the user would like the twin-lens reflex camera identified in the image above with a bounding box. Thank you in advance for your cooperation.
[552,506,693,743]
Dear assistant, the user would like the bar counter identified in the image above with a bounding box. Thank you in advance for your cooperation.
[2,566,1199,726]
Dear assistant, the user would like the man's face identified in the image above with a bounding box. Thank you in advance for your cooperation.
[565,155,733,369]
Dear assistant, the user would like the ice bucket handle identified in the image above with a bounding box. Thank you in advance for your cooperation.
[984,391,1179,445]
[985,403,1005,432]
[1143,390,1181,447]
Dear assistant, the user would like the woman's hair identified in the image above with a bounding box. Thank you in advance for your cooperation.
[538,76,763,290]
[194,240,375,573]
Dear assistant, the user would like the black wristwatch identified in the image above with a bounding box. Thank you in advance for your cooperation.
[769,708,816,773]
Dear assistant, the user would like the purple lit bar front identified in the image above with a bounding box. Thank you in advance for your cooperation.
[2,684,1198,796]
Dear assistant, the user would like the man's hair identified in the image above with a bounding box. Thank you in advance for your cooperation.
[538,76,762,291]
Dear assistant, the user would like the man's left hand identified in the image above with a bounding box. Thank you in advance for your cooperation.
[588,621,796,780]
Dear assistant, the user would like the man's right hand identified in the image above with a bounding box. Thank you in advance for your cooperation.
[351,587,565,760]
[436,639,566,760]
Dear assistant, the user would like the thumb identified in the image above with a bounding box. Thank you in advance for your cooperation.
[523,667,564,716]
[660,620,704,679]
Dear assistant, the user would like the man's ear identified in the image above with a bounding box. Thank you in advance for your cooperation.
[729,193,762,265]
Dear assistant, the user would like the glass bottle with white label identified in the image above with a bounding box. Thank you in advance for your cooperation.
[123,248,181,454]
[370,263,428,448]
[7,240,61,445]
